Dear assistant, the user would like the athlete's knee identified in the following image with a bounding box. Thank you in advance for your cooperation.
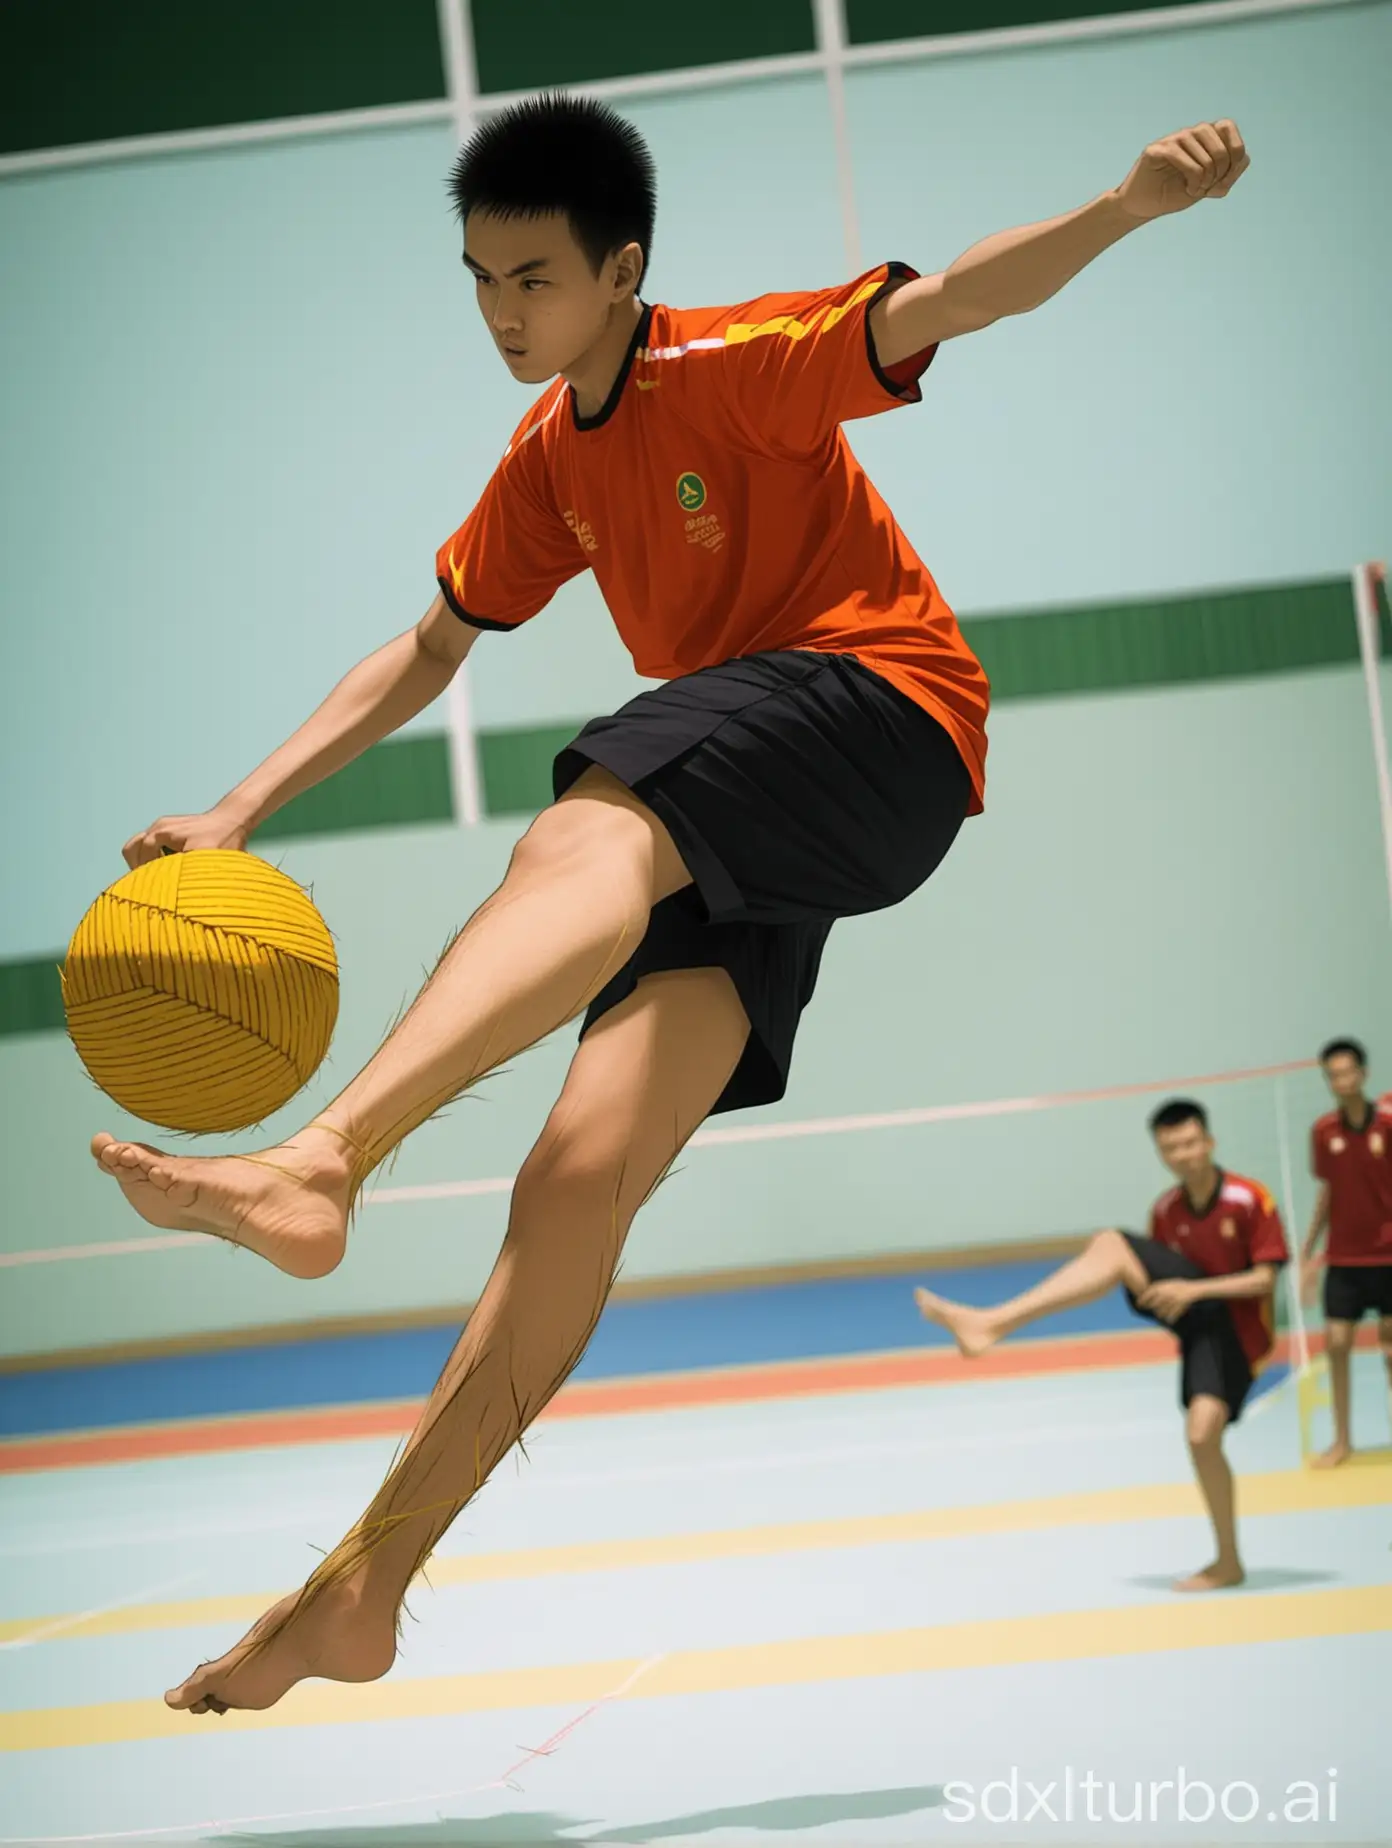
[1186,1396,1229,1451]
[513,1123,624,1215]
[510,768,686,903]
[1324,1319,1357,1356]
[512,784,644,883]
[511,1078,660,1229]
[1091,1228,1140,1280]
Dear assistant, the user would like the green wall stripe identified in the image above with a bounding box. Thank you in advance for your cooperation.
[251,733,454,843]
[967,576,1390,703]
[0,959,65,1038]
[469,0,817,96]
[845,0,1219,45]
[0,0,445,157]
[0,0,1329,157]
[478,723,583,816]
[3,574,1387,1037]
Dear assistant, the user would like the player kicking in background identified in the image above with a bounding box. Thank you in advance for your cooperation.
[91,96,1250,1711]
[1300,1038,1392,1466]
[916,1100,1287,1591]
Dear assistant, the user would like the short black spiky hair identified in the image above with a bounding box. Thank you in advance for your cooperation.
[1148,1097,1209,1135]
[448,93,656,285]
[1320,1037,1367,1068]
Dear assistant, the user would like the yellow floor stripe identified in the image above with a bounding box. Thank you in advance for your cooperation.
[4,1583,1388,1753]
[2,1462,1386,1649]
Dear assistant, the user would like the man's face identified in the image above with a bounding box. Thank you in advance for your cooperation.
[463,210,638,385]
[1322,1051,1366,1104]
[1154,1117,1216,1185]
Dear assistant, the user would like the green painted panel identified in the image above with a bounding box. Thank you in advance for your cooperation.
[477,723,585,816]
[0,0,446,156]
[845,0,1215,46]
[252,734,454,843]
[965,576,1388,703]
[470,0,817,95]
[0,959,65,1038]
[4,573,1386,1036]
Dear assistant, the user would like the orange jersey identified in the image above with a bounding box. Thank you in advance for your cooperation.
[436,264,990,813]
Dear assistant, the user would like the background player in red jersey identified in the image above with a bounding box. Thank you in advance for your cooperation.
[916,1100,1287,1591]
[88,97,1249,1712]
[1300,1038,1392,1466]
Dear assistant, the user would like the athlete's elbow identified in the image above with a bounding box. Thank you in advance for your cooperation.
[937,271,1021,335]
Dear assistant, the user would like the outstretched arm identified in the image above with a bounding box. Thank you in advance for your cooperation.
[121,595,479,866]
[870,119,1250,366]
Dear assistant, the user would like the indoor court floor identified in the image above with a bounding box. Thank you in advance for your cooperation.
[2,1273,1389,1845]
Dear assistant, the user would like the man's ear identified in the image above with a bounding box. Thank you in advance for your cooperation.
[611,240,644,298]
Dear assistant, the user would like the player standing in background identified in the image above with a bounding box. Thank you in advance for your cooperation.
[1300,1038,1392,1466]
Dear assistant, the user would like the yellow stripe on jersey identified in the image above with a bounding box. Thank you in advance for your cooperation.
[723,274,884,348]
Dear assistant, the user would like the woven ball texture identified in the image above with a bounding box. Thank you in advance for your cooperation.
[63,850,338,1133]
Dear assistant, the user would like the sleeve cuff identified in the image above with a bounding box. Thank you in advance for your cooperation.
[864,261,935,405]
[437,578,523,633]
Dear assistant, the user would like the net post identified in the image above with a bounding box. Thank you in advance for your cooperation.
[1275,1071,1328,1458]
[437,0,484,828]
[1352,561,1392,929]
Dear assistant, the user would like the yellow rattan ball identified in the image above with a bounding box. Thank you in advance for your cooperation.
[63,850,338,1133]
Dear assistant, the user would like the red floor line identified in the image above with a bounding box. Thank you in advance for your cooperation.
[0,1325,1372,1477]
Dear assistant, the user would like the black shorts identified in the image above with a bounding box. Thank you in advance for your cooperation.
[1121,1233,1255,1423]
[553,649,973,1114]
[1324,1263,1392,1322]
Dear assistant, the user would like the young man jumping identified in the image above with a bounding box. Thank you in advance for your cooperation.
[91,96,1250,1710]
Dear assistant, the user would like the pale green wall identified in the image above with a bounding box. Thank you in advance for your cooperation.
[2,3,1390,1356]
[2,662,1388,1356]
[846,1,1392,611]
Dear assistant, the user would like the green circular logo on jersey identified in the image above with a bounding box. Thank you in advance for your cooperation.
[676,472,706,512]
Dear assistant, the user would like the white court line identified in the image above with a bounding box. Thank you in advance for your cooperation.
[0,1654,666,1843]
[1243,1365,1298,1424]
[0,1505,366,1562]
[0,1413,1173,1561]
[489,1413,1178,1497]
[0,1570,202,1652]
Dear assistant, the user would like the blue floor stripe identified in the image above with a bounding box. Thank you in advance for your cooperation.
[0,1262,1163,1440]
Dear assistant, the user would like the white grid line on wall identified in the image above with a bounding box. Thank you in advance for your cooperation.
[0,0,1368,180]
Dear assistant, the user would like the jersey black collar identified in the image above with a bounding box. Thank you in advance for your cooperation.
[571,304,654,433]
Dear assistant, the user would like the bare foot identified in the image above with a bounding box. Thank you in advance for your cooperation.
[90,1127,353,1278]
[1311,1441,1352,1469]
[1174,1559,1245,1592]
[914,1287,1000,1360]
[166,1575,397,1715]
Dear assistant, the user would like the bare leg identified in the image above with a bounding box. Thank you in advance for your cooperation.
[1175,1394,1244,1590]
[1311,1321,1356,1468]
[92,771,692,1277]
[914,1228,1149,1359]
[164,966,749,1714]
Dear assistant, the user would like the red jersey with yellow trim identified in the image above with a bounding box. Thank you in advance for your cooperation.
[1148,1171,1288,1368]
[1311,1102,1392,1265]
[435,264,990,813]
